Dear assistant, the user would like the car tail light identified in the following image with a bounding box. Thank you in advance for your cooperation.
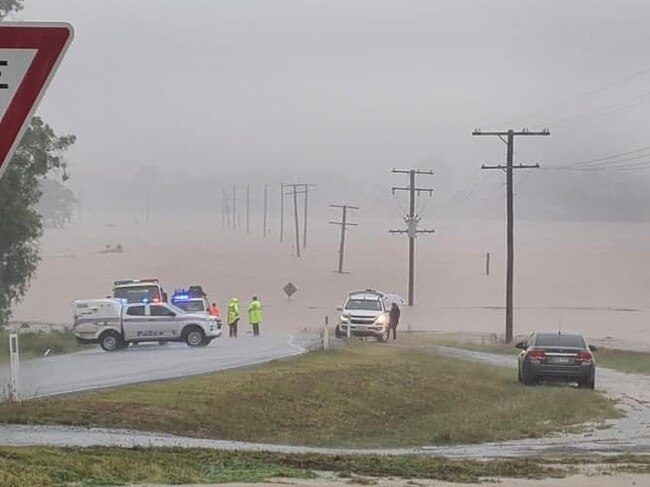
[576,351,593,362]
[526,350,546,360]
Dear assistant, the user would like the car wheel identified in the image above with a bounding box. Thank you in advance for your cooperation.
[579,372,596,390]
[522,368,536,386]
[377,334,386,343]
[99,330,122,352]
[334,326,344,338]
[184,327,205,347]
[200,337,212,347]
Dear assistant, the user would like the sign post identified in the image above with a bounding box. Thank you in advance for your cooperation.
[8,333,19,401]
[0,22,73,180]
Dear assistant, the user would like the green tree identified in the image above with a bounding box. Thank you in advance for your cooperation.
[0,117,75,326]
[38,179,78,228]
[0,0,23,19]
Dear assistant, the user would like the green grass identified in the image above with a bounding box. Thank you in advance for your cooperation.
[0,343,619,447]
[0,330,88,363]
[0,446,576,486]
[401,333,650,375]
[596,348,650,375]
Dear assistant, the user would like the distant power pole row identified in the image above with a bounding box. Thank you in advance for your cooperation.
[279,183,315,257]
[220,184,270,236]
[329,204,359,274]
[390,169,435,307]
[473,128,550,343]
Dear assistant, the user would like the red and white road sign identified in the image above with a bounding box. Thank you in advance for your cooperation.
[0,22,73,180]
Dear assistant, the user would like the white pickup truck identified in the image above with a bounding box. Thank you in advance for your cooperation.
[72,298,222,351]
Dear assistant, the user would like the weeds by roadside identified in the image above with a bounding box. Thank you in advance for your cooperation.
[0,330,88,363]
[0,446,575,487]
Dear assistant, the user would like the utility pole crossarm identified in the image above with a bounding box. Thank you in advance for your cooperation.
[392,187,434,193]
[330,204,359,210]
[392,168,434,175]
[482,164,541,170]
[473,129,550,136]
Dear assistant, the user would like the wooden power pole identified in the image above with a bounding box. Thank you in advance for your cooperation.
[246,185,250,234]
[263,183,268,237]
[302,184,316,249]
[280,183,285,243]
[473,128,550,342]
[389,169,434,307]
[329,204,359,274]
[284,184,306,257]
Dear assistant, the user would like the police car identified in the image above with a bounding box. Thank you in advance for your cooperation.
[171,286,209,315]
[112,278,167,304]
[72,298,222,351]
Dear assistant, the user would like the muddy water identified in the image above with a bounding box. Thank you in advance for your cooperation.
[12,217,650,349]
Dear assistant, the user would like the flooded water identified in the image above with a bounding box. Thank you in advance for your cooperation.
[14,214,650,347]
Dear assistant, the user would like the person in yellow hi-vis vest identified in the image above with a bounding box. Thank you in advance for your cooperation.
[248,296,262,336]
[227,297,240,338]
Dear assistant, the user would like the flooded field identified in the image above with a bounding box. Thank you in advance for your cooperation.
[13,215,650,348]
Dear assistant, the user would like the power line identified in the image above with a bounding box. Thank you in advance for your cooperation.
[501,65,650,127]
[541,88,650,127]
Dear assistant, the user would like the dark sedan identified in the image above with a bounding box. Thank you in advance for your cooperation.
[516,331,597,389]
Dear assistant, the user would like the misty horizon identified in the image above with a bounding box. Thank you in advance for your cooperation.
[18,0,650,223]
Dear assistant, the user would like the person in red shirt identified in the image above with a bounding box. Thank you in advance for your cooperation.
[209,302,221,318]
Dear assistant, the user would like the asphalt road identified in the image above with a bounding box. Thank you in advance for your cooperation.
[0,332,313,399]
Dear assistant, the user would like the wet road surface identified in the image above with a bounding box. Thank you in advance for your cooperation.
[0,332,313,399]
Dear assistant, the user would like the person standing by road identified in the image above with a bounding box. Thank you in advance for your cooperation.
[386,302,401,341]
[227,297,240,338]
[248,296,262,336]
[209,302,221,318]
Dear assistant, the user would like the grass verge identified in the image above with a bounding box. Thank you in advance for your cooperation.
[0,342,619,447]
[399,333,650,375]
[0,330,88,364]
[596,348,650,375]
[0,446,576,486]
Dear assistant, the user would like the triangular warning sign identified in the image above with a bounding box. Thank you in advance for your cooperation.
[0,22,73,180]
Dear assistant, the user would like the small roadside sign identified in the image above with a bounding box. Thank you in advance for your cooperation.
[283,282,297,299]
[0,22,73,181]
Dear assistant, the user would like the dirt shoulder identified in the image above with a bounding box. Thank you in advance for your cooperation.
[132,472,650,487]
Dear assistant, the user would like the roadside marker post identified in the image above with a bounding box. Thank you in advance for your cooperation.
[8,333,19,401]
[323,316,330,351]
[0,22,73,181]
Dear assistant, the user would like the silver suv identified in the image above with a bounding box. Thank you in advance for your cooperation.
[336,289,390,341]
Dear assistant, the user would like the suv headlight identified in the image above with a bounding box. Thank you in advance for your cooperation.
[340,314,350,322]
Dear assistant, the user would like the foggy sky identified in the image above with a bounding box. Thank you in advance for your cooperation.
[17,0,650,221]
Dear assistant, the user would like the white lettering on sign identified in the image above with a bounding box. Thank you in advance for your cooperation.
[0,49,36,123]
